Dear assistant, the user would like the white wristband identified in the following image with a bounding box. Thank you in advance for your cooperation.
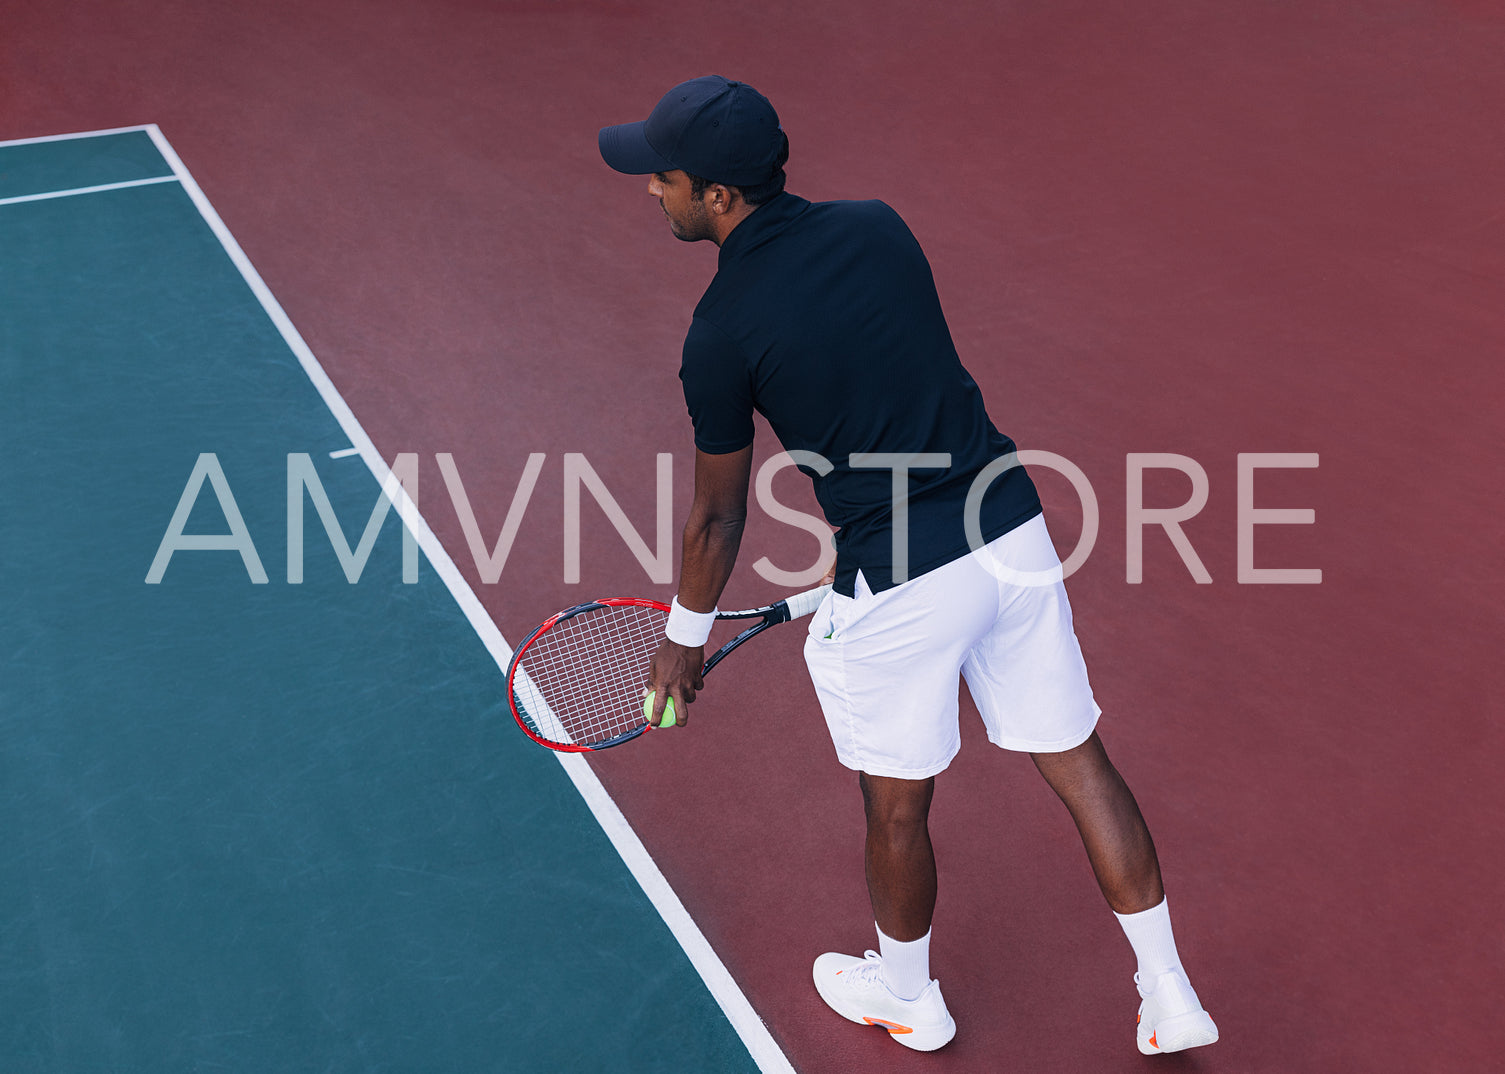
[665,597,717,647]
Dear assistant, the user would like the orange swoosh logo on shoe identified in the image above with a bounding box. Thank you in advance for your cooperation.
[863,1018,913,1035]
[1149,1033,1158,1049]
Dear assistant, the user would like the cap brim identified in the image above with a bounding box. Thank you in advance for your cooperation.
[598,120,674,175]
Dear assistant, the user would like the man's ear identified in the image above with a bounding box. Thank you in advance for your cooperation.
[707,183,739,215]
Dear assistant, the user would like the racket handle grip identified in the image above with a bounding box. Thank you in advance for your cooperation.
[782,584,832,621]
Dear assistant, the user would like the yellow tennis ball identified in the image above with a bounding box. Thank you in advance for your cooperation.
[642,690,677,728]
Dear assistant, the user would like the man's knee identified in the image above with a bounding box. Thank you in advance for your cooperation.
[860,772,935,829]
[1031,732,1121,797]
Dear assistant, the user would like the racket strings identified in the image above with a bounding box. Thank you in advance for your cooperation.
[511,603,667,747]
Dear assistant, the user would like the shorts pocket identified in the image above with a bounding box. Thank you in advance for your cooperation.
[807,590,839,643]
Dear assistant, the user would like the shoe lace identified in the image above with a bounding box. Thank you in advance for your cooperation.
[846,951,887,993]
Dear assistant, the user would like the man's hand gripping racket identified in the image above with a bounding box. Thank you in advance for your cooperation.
[506,585,831,752]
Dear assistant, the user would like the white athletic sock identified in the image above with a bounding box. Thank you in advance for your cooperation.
[1114,897,1185,994]
[876,924,932,1001]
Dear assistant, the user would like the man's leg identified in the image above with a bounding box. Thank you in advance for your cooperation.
[1029,731,1161,914]
[859,772,937,941]
[800,556,995,1053]
[810,770,956,1051]
[1032,731,1218,1055]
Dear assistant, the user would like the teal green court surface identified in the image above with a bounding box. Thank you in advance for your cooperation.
[0,130,781,1073]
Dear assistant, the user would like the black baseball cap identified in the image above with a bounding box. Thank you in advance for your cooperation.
[599,76,783,187]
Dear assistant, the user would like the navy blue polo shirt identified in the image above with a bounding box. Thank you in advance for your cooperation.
[680,192,1042,597]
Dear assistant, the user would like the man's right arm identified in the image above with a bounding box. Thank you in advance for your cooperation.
[644,446,753,726]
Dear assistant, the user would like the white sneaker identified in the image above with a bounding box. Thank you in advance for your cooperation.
[1135,969,1219,1055]
[812,950,956,1052]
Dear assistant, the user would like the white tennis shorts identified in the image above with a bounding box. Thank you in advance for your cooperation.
[803,514,1101,779]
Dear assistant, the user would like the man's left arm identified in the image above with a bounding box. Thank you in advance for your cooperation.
[644,445,753,726]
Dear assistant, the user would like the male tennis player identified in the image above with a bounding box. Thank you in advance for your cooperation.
[601,76,1218,1056]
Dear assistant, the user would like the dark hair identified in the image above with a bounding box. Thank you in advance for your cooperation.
[689,131,790,207]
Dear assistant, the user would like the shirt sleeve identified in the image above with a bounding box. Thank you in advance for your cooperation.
[679,315,756,454]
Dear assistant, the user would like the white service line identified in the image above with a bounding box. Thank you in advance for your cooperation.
[0,174,178,207]
[328,447,362,459]
[136,124,796,1074]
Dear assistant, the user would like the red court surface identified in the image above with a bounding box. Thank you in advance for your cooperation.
[8,2,1503,1070]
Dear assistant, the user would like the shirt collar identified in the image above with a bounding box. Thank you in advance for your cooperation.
[717,193,810,268]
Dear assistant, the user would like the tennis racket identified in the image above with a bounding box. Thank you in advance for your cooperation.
[507,584,831,753]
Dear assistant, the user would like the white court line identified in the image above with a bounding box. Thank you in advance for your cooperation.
[133,125,797,1074]
[0,175,179,208]
[328,447,362,459]
[0,124,155,148]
